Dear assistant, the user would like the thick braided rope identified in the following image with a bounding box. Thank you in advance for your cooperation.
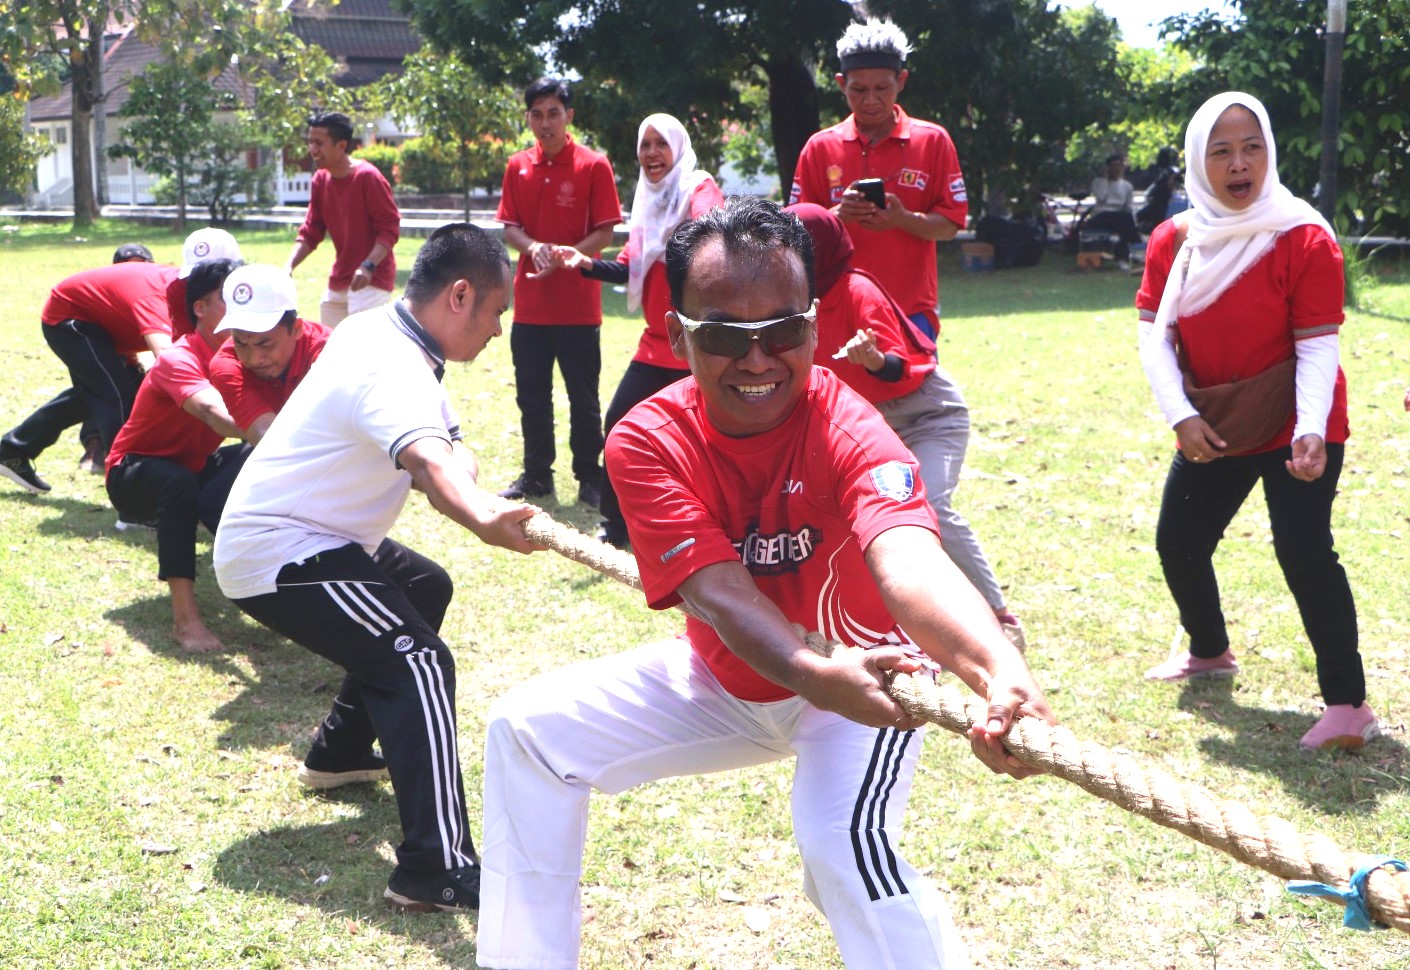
[522,514,1410,933]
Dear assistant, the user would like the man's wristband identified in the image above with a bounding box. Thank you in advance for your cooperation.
[360,260,377,271]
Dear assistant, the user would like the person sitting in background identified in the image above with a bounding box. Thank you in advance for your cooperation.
[790,202,1025,650]
[105,258,248,653]
[550,112,724,548]
[1083,154,1142,271]
[1137,167,1180,235]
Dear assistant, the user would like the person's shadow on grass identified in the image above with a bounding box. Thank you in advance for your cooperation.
[1176,678,1408,815]
[211,802,478,963]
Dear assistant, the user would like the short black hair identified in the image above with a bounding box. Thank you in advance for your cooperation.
[308,111,354,148]
[185,258,240,322]
[1105,153,1125,166]
[524,77,571,112]
[664,196,814,311]
[404,223,510,307]
[112,242,153,263]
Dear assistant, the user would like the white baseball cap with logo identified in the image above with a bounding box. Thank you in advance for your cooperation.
[216,264,300,334]
[179,227,242,279]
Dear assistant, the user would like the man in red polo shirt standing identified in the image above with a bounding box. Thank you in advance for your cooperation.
[286,111,400,328]
[789,17,967,344]
[495,77,622,505]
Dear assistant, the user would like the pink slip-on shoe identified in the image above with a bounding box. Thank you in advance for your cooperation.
[1144,650,1239,682]
[1299,704,1380,751]
[995,612,1027,654]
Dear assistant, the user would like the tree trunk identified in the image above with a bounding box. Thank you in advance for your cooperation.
[69,31,102,229]
[93,7,109,207]
[764,52,820,199]
[176,156,187,230]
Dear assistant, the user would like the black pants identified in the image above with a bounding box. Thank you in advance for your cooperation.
[1083,211,1142,261]
[1155,444,1364,706]
[2,320,143,461]
[106,445,248,580]
[232,540,475,873]
[509,322,602,486]
[599,359,688,533]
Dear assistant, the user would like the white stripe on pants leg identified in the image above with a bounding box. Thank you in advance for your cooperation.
[408,649,471,869]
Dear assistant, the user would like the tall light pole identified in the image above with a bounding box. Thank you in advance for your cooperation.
[1318,0,1347,227]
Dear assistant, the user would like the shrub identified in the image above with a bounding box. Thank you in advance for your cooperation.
[396,136,458,194]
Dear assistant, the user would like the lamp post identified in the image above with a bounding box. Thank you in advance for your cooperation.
[1318,0,1347,227]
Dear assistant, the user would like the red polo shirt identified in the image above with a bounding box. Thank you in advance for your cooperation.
[497,136,622,325]
[790,107,968,321]
[208,319,330,433]
[106,330,225,475]
[42,262,177,361]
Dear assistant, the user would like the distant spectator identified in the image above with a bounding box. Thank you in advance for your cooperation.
[1083,154,1142,270]
[287,111,400,327]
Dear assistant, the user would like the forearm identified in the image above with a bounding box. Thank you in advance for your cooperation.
[143,332,173,356]
[1138,318,1198,428]
[287,240,315,273]
[502,225,536,255]
[903,210,960,241]
[361,241,390,269]
[580,258,629,284]
[574,224,616,257]
[182,393,244,440]
[1292,333,1338,440]
[245,412,276,446]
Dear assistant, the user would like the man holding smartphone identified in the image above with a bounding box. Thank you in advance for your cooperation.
[789,17,967,342]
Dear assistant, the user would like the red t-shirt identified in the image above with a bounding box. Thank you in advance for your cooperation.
[166,276,193,339]
[208,320,330,432]
[620,176,724,369]
[790,107,968,322]
[106,331,225,475]
[42,263,177,361]
[606,367,938,702]
[1136,220,1348,453]
[812,270,935,405]
[296,160,400,292]
[497,137,622,325]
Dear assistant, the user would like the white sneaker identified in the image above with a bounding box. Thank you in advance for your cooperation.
[116,519,155,532]
[1117,259,1131,272]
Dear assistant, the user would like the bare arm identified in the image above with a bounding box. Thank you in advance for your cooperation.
[398,437,540,554]
[865,525,1054,777]
[574,224,616,257]
[244,412,276,446]
[143,332,173,356]
[349,241,392,292]
[837,186,960,241]
[180,387,244,440]
[676,560,928,729]
[286,239,316,274]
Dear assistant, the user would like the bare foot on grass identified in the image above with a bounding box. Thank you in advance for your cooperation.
[175,620,224,653]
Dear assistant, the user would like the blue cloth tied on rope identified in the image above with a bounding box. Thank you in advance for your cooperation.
[1286,856,1408,930]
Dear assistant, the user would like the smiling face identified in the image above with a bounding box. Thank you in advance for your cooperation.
[526,95,573,156]
[1203,105,1267,211]
[306,126,348,171]
[232,321,301,381]
[638,125,674,184]
[836,67,907,140]
[667,239,815,438]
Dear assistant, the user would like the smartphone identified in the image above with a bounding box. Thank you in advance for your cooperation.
[853,178,887,209]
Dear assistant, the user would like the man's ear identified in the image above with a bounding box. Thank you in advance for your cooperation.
[666,310,688,361]
[452,279,475,314]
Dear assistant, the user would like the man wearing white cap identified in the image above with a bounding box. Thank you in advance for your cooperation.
[106,258,248,653]
[209,264,329,447]
[168,227,243,339]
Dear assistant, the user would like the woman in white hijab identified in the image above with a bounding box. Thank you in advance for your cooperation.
[553,113,722,547]
[1135,91,1376,751]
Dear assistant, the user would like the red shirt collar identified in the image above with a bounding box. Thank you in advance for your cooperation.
[531,134,577,165]
[841,105,913,145]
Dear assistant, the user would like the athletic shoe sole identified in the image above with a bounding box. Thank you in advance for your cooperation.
[296,764,389,790]
[115,519,156,532]
[383,887,473,913]
[0,463,50,494]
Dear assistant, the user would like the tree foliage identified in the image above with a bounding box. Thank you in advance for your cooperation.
[1164,0,1410,235]
[370,44,524,219]
[0,94,49,196]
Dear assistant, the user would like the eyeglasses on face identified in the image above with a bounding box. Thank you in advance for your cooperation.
[674,303,817,359]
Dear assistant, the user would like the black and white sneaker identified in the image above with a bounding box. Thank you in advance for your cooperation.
[384,863,480,913]
[0,455,51,494]
[296,750,389,790]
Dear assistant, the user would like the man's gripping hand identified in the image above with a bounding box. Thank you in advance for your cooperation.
[802,644,929,731]
[966,674,1054,779]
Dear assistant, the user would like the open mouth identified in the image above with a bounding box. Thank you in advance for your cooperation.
[733,382,779,400]
[1227,180,1253,199]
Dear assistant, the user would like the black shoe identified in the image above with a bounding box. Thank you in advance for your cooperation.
[596,523,629,550]
[578,478,601,508]
[384,862,480,913]
[296,749,389,790]
[0,454,51,494]
[497,474,553,500]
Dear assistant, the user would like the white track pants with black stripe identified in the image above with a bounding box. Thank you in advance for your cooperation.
[476,639,969,970]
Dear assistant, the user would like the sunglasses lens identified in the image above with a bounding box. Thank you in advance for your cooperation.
[689,315,809,358]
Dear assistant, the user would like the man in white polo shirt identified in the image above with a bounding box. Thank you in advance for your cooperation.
[214,223,542,913]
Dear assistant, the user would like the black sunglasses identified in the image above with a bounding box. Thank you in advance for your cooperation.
[675,303,817,359]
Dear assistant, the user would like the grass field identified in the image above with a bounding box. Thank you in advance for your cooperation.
[0,219,1407,969]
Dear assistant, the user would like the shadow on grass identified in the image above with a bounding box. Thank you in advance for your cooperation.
[211,804,477,963]
[1177,678,1409,815]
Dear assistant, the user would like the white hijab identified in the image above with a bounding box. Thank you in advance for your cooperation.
[1154,91,1333,329]
[628,113,711,311]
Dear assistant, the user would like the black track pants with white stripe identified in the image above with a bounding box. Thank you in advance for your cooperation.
[233,539,475,872]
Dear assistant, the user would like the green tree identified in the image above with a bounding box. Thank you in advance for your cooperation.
[108,61,233,229]
[372,45,523,219]
[0,94,49,196]
[1164,0,1410,234]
